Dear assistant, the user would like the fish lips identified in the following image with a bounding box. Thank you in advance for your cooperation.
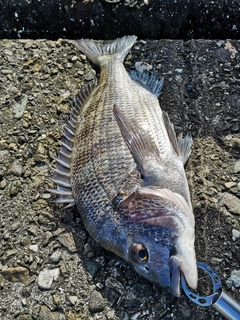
[169,254,198,297]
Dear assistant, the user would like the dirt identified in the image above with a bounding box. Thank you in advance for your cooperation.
[0,38,239,320]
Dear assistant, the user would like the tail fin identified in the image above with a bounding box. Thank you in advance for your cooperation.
[73,35,137,66]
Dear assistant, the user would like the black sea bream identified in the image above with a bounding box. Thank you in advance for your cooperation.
[48,36,197,297]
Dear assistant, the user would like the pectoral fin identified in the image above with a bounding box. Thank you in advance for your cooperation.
[113,104,161,178]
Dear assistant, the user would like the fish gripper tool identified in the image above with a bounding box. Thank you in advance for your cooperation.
[181,262,240,320]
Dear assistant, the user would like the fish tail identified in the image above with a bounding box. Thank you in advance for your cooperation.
[73,35,137,66]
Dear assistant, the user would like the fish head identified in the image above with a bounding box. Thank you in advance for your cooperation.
[118,187,198,297]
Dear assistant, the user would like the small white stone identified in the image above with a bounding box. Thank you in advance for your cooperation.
[29,244,39,252]
[38,268,60,290]
[232,229,240,241]
[68,295,79,305]
[175,68,183,73]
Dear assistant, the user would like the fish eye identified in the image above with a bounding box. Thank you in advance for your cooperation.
[129,243,148,263]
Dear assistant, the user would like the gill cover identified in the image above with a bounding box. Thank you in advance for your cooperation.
[117,186,197,297]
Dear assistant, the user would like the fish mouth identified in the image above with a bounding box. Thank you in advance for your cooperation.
[169,255,181,297]
[169,255,198,297]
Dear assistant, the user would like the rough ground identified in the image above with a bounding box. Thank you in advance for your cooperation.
[0,38,240,320]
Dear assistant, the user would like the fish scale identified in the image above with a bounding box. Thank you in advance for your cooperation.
[48,36,197,297]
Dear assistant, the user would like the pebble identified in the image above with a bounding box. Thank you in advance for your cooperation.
[234,160,240,173]
[135,61,152,73]
[42,231,53,246]
[53,293,61,305]
[224,181,236,188]
[38,305,61,320]
[84,259,99,278]
[1,69,13,74]
[226,269,240,288]
[2,267,29,284]
[5,249,18,259]
[57,232,77,253]
[9,180,22,196]
[35,142,45,155]
[38,268,60,290]
[29,244,39,252]
[8,159,23,176]
[11,222,21,231]
[232,138,240,149]
[89,290,106,314]
[20,235,31,246]
[175,68,183,73]
[105,277,125,295]
[221,193,240,215]
[12,95,28,119]
[68,295,79,305]
[0,179,7,189]
[232,229,240,241]
[49,250,62,263]
[85,70,96,81]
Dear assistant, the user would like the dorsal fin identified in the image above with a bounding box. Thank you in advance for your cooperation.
[47,82,96,208]
[129,70,164,98]
[162,111,192,165]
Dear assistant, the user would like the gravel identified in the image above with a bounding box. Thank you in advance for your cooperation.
[0,38,239,319]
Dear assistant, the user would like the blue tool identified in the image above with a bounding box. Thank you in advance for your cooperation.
[181,262,240,320]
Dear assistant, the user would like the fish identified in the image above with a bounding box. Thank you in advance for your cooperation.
[48,35,198,297]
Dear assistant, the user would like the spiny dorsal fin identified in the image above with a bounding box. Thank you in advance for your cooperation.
[129,70,164,98]
[162,111,192,165]
[113,104,161,177]
[47,82,97,208]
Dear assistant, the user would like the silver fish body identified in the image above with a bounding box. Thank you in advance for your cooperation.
[49,36,197,297]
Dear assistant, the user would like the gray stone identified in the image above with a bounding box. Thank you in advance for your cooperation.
[38,305,61,320]
[0,178,7,189]
[232,229,240,241]
[222,193,240,215]
[49,250,62,263]
[11,222,21,231]
[8,159,22,176]
[57,232,77,253]
[224,181,236,189]
[5,249,18,259]
[89,290,106,314]
[226,269,240,288]
[135,61,152,73]
[68,295,79,305]
[12,95,28,119]
[42,231,53,246]
[84,259,99,278]
[38,268,60,290]
[20,236,31,246]
[0,150,10,164]
[234,160,240,173]
[29,244,39,252]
